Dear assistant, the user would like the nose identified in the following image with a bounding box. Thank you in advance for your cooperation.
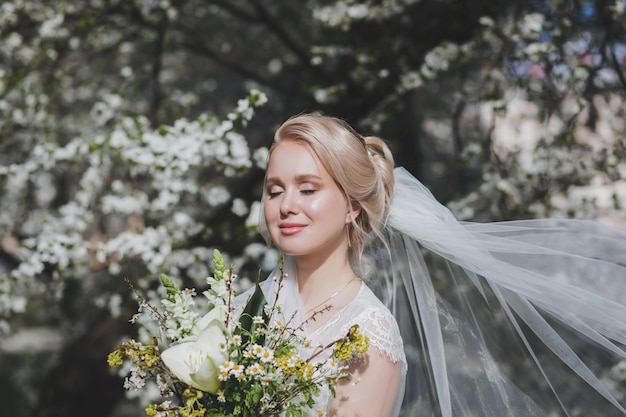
[279,189,298,216]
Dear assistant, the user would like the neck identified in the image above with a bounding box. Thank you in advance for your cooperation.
[294,243,354,302]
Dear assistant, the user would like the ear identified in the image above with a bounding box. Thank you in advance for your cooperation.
[346,200,361,224]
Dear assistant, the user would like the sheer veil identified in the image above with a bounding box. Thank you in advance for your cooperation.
[366,167,626,417]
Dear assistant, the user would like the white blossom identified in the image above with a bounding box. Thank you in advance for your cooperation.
[162,289,199,340]
[101,192,149,215]
[231,198,249,217]
[245,201,262,230]
[253,147,269,169]
[39,13,69,39]
[612,1,626,16]
[205,186,231,207]
[124,365,148,391]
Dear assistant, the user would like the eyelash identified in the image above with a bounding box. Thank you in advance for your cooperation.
[267,189,316,198]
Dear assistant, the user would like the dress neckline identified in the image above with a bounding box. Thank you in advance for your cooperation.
[303,280,365,337]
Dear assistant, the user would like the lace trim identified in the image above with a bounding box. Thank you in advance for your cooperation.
[310,287,407,371]
[356,308,406,366]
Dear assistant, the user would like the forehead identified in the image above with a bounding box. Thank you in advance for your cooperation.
[266,141,330,179]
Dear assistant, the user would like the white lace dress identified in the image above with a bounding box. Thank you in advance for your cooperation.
[238,256,407,417]
[302,281,407,415]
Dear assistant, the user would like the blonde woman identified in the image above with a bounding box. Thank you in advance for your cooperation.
[251,114,626,417]
[258,115,405,416]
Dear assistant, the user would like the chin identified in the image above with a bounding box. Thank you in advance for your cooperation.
[275,246,303,256]
[274,243,311,257]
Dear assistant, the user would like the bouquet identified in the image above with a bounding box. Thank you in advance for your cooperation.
[108,250,369,417]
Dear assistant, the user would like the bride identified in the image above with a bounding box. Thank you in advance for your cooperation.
[247,113,626,416]
[256,114,405,416]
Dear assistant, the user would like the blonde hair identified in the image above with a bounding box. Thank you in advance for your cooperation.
[260,114,395,267]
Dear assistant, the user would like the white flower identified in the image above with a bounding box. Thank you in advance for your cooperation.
[204,276,229,302]
[231,198,249,217]
[479,16,494,27]
[253,147,269,169]
[612,1,626,15]
[520,12,545,38]
[160,305,228,393]
[257,347,274,363]
[162,289,198,340]
[229,363,245,377]
[124,365,147,391]
[205,185,231,207]
[245,201,262,230]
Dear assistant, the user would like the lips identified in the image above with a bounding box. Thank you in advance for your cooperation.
[279,222,307,235]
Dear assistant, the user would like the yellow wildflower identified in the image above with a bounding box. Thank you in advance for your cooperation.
[145,404,157,417]
[107,350,123,367]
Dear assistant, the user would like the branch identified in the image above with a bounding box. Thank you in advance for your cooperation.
[179,37,283,91]
[451,99,465,156]
[247,0,336,85]
[148,11,168,126]
[607,42,626,94]
[211,0,261,23]
[595,1,626,94]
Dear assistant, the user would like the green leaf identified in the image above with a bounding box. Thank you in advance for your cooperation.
[236,282,268,344]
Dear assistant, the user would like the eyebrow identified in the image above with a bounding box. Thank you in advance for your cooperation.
[265,174,323,185]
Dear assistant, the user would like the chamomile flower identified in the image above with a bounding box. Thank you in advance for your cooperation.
[327,358,339,370]
[260,374,273,386]
[219,362,233,381]
[230,363,244,377]
[250,344,263,356]
[252,315,264,324]
[245,363,262,376]
[258,347,274,363]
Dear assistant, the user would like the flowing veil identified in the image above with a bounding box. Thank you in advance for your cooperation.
[365,167,626,417]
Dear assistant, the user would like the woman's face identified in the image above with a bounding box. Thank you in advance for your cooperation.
[264,141,358,259]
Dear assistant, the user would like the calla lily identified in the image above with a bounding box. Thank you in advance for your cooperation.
[161,305,228,393]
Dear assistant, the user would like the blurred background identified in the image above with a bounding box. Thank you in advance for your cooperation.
[0,1,625,416]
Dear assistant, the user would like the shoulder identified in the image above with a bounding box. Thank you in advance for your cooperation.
[348,284,406,366]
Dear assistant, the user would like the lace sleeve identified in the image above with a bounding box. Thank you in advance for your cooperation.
[353,301,407,371]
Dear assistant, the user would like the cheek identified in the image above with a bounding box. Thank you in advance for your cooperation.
[305,196,330,217]
[308,196,345,221]
[263,200,276,221]
[307,199,323,213]
[263,202,280,240]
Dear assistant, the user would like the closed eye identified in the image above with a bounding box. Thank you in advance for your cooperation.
[301,189,316,195]
[267,190,283,198]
